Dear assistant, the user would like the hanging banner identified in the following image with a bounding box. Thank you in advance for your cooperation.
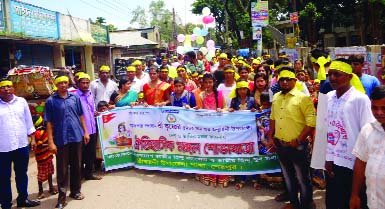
[252,26,262,41]
[251,1,269,27]
[290,12,299,24]
[97,107,280,174]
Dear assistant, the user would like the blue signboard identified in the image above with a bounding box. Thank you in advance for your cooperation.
[9,0,59,39]
[0,0,5,31]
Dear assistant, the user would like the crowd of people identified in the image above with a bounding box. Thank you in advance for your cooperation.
[0,48,384,209]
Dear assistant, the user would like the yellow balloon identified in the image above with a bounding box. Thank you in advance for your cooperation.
[185,35,191,41]
[196,36,204,44]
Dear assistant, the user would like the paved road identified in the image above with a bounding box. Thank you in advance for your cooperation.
[10,155,326,209]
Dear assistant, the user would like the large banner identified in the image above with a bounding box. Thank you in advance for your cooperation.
[97,107,280,174]
[251,1,269,27]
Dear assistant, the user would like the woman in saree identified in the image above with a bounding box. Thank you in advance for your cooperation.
[109,79,138,107]
[142,66,171,106]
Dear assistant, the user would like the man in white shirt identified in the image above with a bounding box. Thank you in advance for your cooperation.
[0,80,40,208]
[351,85,385,209]
[132,60,150,83]
[90,65,118,106]
[126,66,143,93]
[217,65,236,108]
[324,59,374,209]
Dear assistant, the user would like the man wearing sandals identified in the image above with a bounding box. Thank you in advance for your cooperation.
[45,76,90,209]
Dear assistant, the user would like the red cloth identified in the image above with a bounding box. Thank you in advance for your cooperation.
[37,159,54,182]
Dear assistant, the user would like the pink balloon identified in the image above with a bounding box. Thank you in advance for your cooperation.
[206,40,215,48]
[207,16,215,23]
[202,16,211,24]
[177,34,185,43]
[190,34,197,41]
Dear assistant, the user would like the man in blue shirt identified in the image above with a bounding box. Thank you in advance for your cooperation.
[349,54,380,98]
[45,76,90,209]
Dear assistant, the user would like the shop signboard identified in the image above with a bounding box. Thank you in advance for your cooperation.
[91,23,109,44]
[251,1,269,27]
[0,0,5,31]
[9,0,59,39]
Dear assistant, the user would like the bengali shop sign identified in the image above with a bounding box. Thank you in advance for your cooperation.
[9,0,59,39]
[97,107,280,174]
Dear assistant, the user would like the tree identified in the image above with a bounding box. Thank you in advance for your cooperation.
[108,24,118,32]
[95,17,106,25]
[130,6,148,28]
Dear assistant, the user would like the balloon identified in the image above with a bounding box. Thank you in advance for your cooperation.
[206,15,215,23]
[184,40,192,48]
[196,36,204,44]
[177,34,185,43]
[206,54,213,61]
[206,40,215,48]
[207,50,215,57]
[185,35,191,41]
[190,34,197,41]
[202,16,211,24]
[199,47,208,55]
[177,46,185,54]
[193,27,201,35]
[208,46,216,51]
[202,7,211,16]
[200,28,208,36]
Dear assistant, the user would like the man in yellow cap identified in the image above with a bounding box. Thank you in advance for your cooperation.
[126,66,144,93]
[132,60,150,83]
[45,75,90,208]
[75,74,101,181]
[0,79,41,208]
[269,67,316,209]
[213,53,229,87]
[90,65,118,106]
[320,58,374,209]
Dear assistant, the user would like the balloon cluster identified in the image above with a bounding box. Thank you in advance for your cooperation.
[175,7,216,61]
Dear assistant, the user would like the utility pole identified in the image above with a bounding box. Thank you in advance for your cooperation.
[172,8,177,54]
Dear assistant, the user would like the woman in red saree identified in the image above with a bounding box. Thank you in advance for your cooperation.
[142,66,171,106]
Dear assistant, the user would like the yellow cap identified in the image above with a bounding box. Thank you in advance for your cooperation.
[252,59,261,65]
[138,92,144,99]
[132,60,142,66]
[100,65,110,72]
[0,80,13,88]
[127,66,136,72]
[78,73,91,80]
[75,71,85,77]
[218,53,228,59]
[54,76,69,85]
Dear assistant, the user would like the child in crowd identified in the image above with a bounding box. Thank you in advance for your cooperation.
[32,115,58,199]
[95,101,109,169]
[227,79,259,190]
[169,77,196,108]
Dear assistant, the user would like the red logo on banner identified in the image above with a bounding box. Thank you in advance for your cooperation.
[102,113,116,124]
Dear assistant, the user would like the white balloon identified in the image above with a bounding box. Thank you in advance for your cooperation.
[202,7,211,16]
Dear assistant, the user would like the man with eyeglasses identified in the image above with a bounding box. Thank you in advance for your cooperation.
[269,67,316,209]
[349,54,380,98]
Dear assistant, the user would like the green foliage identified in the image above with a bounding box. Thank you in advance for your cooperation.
[95,17,106,25]
[130,6,148,28]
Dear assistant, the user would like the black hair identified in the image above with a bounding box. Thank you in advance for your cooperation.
[310,48,330,59]
[148,65,159,73]
[97,101,109,110]
[260,92,270,103]
[159,65,169,71]
[371,85,385,100]
[274,58,291,68]
[185,51,196,60]
[238,66,249,73]
[173,77,185,86]
[265,59,274,65]
[348,54,365,64]
[202,73,219,108]
[118,79,130,89]
[334,58,351,65]
[263,65,272,76]
[253,73,269,94]
[176,65,186,70]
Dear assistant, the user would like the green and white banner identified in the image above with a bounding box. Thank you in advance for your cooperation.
[97,107,280,174]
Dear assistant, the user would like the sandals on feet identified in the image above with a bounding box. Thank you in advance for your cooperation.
[49,187,59,195]
[69,193,85,200]
[37,193,46,199]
